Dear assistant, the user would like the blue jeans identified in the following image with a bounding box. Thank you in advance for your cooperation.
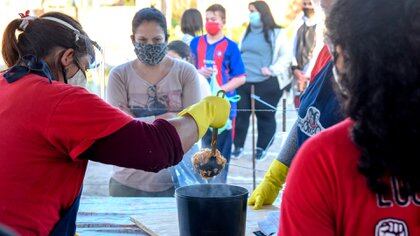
[202,129,232,183]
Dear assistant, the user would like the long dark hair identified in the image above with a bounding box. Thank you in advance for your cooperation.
[326,0,420,195]
[244,1,280,47]
[1,12,91,79]
[181,8,203,37]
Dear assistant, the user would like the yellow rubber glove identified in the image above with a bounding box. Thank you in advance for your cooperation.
[178,96,230,139]
[248,159,288,210]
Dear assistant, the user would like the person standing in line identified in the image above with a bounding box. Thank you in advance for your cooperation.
[290,0,318,108]
[166,40,212,187]
[232,1,292,161]
[181,9,203,46]
[106,8,202,197]
[190,4,246,183]
[167,40,211,98]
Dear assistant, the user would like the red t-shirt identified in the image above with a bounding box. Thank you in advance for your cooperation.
[310,44,332,83]
[280,119,420,236]
[0,73,133,235]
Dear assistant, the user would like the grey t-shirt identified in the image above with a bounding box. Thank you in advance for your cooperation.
[106,58,201,192]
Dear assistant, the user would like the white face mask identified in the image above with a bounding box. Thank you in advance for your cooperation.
[67,69,87,88]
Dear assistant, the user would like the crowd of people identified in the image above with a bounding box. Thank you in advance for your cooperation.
[0,0,419,235]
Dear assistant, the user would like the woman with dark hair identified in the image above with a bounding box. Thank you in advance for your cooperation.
[233,0,291,160]
[280,0,420,235]
[0,11,229,235]
[107,8,204,196]
[181,8,203,45]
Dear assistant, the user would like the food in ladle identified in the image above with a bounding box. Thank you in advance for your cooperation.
[192,148,226,178]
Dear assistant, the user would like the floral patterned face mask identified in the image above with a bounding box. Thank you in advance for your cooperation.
[134,42,167,66]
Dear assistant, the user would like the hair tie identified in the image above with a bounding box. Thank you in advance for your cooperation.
[18,10,36,31]
[19,10,30,18]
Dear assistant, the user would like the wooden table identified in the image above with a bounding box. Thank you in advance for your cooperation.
[76,197,278,235]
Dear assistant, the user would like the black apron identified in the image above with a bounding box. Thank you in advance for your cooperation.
[50,189,82,236]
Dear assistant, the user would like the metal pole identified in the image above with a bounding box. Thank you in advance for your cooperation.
[282,98,286,132]
[251,85,256,190]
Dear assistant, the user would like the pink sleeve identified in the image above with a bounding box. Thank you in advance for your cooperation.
[45,87,133,160]
[279,134,336,236]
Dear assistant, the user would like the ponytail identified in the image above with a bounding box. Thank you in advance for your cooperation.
[1,12,93,70]
[2,19,23,67]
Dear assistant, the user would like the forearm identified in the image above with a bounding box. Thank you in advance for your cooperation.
[220,75,246,92]
[81,119,184,172]
[166,115,198,152]
[276,121,299,167]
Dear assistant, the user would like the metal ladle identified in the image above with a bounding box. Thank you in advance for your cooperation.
[196,90,227,178]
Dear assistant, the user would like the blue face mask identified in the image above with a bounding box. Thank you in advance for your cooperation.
[249,12,262,28]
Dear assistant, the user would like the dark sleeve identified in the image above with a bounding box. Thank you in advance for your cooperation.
[80,119,184,173]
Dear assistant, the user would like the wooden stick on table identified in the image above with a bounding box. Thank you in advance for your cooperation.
[130,216,159,236]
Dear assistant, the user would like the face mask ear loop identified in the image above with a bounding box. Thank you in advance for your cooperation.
[74,56,87,78]
[55,50,68,84]
[61,66,68,84]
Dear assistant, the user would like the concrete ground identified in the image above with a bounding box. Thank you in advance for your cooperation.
[82,96,298,196]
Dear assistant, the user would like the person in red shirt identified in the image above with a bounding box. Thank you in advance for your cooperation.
[280,0,420,235]
[0,11,230,235]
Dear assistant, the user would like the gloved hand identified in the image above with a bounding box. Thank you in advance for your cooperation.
[178,96,230,139]
[248,159,288,210]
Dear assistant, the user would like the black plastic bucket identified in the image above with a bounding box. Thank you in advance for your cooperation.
[175,184,248,236]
